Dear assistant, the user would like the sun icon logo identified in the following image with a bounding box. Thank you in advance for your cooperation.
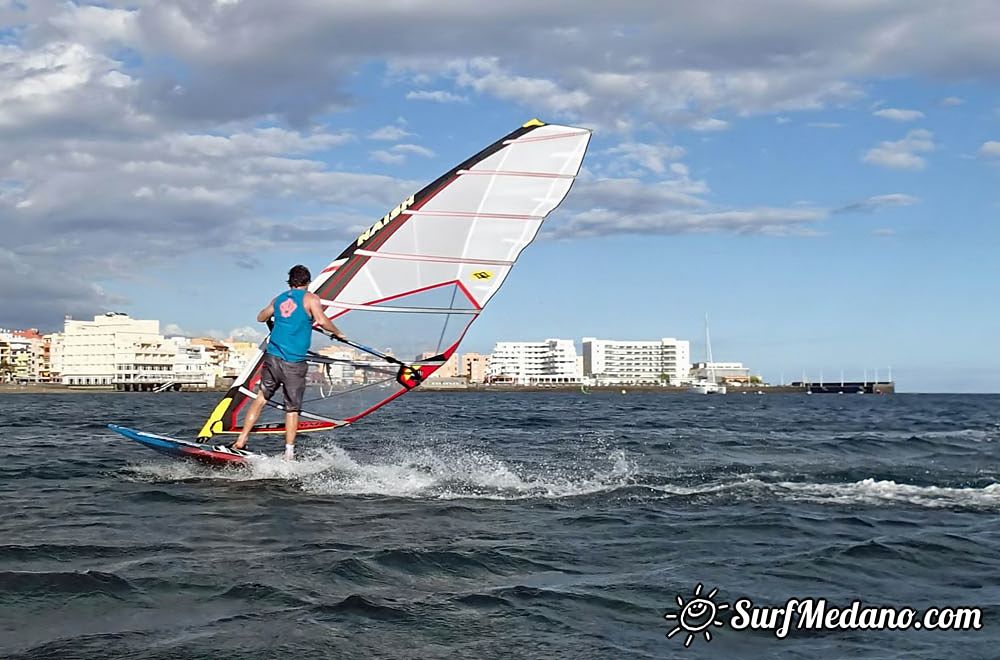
[664,583,729,647]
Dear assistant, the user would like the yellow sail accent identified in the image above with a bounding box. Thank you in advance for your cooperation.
[198,397,233,438]
[522,118,545,128]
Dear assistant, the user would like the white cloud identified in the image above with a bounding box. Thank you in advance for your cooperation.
[392,144,435,158]
[835,193,921,214]
[863,129,935,170]
[873,228,896,237]
[370,143,435,164]
[227,326,265,342]
[46,4,140,47]
[0,41,148,134]
[370,150,405,165]
[550,202,827,239]
[606,142,686,175]
[368,125,414,141]
[690,117,730,131]
[405,90,468,103]
[453,57,591,115]
[980,141,1000,158]
[544,171,827,239]
[163,323,191,337]
[941,96,964,106]
[807,122,843,129]
[873,108,925,122]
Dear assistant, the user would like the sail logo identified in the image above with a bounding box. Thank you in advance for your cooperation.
[471,270,493,280]
[356,195,416,247]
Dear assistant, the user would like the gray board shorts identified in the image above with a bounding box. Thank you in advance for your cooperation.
[259,353,308,412]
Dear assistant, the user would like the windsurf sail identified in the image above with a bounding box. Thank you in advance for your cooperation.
[197,118,591,439]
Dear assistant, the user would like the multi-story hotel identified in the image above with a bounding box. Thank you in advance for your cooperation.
[60,313,177,388]
[582,337,691,386]
[488,339,580,385]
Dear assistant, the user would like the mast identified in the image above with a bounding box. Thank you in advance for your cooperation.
[704,313,714,384]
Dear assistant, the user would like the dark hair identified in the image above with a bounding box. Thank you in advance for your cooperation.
[287,264,311,287]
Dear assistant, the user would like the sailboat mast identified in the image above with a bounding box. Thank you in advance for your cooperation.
[705,313,714,383]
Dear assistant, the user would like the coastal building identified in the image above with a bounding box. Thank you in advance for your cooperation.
[0,332,36,383]
[0,333,15,383]
[582,337,691,386]
[221,340,259,379]
[488,339,579,385]
[60,313,176,389]
[0,329,58,383]
[690,361,749,383]
[170,337,213,389]
[462,352,490,383]
[46,333,63,382]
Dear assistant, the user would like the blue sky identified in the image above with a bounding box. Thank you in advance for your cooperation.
[1,2,998,392]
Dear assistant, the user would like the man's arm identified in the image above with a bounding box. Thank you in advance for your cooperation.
[256,298,276,323]
[305,293,345,339]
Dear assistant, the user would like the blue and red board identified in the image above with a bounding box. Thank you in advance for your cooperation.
[108,424,257,467]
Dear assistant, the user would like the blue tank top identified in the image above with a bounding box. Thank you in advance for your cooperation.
[266,289,312,363]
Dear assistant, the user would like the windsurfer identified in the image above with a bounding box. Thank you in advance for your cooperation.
[228,265,344,459]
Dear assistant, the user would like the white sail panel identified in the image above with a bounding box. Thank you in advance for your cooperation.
[418,175,576,218]
[375,214,542,263]
[471,126,590,175]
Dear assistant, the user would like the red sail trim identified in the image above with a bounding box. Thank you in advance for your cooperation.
[354,249,515,266]
[324,279,483,312]
[502,129,589,144]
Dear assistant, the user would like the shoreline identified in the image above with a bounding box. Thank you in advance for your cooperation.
[0,383,896,395]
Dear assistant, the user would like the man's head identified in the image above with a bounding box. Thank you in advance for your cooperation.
[287,264,311,288]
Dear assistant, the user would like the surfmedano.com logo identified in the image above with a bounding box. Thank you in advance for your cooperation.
[663,584,983,647]
[663,583,729,647]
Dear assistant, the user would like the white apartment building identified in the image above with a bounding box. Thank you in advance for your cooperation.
[582,337,691,386]
[488,339,579,385]
[170,337,214,388]
[61,313,176,389]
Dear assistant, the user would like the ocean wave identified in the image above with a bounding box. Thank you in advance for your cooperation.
[0,570,135,596]
[122,442,636,501]
[641,475,1000,510]
[774,477,1000,509]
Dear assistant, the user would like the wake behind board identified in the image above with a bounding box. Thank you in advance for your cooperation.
[108,424,259,467]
